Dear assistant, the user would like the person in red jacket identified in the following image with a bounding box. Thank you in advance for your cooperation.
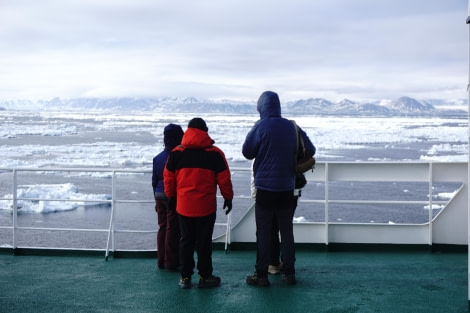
[164,117,234,289]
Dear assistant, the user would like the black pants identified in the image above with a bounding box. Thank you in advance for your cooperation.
[178,212,216,279]
[270,195,298,265]
[255,189,296,277]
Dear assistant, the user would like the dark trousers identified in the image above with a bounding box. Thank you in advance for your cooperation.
[270,219,281,266]
[155,198,180,269]
[255,189,296,277]
[270,195,299,266]
[179,212,216,279]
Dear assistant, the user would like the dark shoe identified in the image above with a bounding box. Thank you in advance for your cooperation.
[198,275,221,288]
[246,272,270,287]
[282,273,297,285]
[179,277,191,289]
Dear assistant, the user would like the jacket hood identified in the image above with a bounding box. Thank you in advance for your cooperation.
[163,123,184,149]
[181,127,214,149]
[257,91,281,119]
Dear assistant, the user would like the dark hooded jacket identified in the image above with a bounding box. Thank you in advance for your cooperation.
[152,124,184,198]
[164,127,233,217]
[242,91,315,191]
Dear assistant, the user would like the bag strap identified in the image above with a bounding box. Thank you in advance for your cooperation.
[291,120,299,163]
[291,120,306,159]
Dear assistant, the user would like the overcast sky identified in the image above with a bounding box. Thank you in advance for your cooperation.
[0,0,467,102]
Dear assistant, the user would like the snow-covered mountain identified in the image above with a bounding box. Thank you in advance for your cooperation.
[0,96,467,116]
[285,96,466,116]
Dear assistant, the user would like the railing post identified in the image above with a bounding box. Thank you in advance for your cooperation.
[428,163,433,245]
[467,3,470,308]
[105,170,117,261]
[12,169,17,249]
[324,163,329,245]
[111,171,116,252]
[225,213,231,253]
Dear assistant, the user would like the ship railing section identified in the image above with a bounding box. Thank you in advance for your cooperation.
[219,162,467,248]
[0,162,467,258]
[0,167,234,259]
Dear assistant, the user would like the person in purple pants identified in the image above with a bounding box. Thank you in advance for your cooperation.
[152,123,184,271]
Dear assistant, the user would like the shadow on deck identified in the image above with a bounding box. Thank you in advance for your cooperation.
[0,246,467,313]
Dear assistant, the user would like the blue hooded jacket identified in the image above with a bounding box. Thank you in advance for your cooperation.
[152,123,184,198]
[242,91,315,192]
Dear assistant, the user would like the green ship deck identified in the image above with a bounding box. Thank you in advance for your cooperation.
[0,246,467,313]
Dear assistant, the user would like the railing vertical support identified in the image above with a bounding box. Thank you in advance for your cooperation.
[324,163,329,245]
[12,169,17,249]
[225,213,231,253]
[428,163,433,245]
[105,171,117,261]
[111,171,116,253]
[466,2,470,308]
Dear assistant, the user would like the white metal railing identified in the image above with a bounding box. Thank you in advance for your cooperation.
[214,162,467,246]
[0,167,234,259]
[0,162,466,258]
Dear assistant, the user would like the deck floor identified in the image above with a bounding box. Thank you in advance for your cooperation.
[0,248,467,313]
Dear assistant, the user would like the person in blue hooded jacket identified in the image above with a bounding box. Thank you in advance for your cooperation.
[152,123,184,271]
[243,91,315,286]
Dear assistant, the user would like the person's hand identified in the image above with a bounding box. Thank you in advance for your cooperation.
[223,199,232,215]
[168,197,177,211]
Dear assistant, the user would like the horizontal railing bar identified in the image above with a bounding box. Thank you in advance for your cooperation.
[229,167,251,171]
[0,167,152,173]
[6,198,443,206]
[296,221,430,226]
[14,226,109,232]
[0,196,451,210]
[114,200,155,204]
[9,246,108,251]
[1,221,429,232]
[113,229,156,234]
[111,249,156,252]
[1,167,252,173]
[297,199,447,205]
[4,198,113,203]
[326,200,446,205]
[2,198,155,204]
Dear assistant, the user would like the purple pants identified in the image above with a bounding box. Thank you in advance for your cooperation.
[155,198,180,269]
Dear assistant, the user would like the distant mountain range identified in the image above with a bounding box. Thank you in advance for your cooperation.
[0,96,467,116]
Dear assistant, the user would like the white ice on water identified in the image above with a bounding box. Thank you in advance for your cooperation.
[0,111,467,168]
[1,183,111,213]
[0,111,466,218]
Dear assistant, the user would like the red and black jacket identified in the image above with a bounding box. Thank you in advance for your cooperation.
[164,127,234,217]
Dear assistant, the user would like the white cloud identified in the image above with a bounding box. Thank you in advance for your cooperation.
[0,0,467,102]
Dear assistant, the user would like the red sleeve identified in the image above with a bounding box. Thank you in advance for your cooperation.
[216,152,234,200]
